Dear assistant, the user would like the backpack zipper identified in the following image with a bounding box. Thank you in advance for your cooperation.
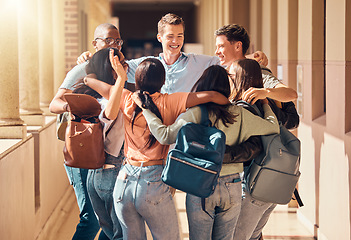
[170,156,217,174]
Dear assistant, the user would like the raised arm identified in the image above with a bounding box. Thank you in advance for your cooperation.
[102,49,127,120]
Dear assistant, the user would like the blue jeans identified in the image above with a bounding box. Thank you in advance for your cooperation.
[65,165,108,240]
[113,164,180,240]
[185,173,242,240]
[233,177,277,240]
[87,153,124,240]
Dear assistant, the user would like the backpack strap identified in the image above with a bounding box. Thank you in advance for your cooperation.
[199,104,212,126]
[234,100,262,117]
[293,188,304,207]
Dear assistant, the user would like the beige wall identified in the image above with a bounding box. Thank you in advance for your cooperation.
[246,0,351,238]
[295,0,351,239]
[0,138,35,239]
[0,120,68,240]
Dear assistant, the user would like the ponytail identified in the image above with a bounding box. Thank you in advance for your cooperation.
[131,90,163,149]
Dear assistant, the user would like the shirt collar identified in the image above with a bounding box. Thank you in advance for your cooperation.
[158,52,188,66]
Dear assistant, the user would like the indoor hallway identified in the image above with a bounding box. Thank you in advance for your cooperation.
[54,188,314,240]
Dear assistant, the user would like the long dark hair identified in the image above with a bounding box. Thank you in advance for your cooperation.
[73,48,124,98]
[191,65,237,127]
[132,58,165,149]
[230,58,263,102]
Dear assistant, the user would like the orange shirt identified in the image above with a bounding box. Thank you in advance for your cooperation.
[120,90,189,162]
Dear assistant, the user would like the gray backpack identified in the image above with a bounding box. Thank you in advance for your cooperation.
[236,100,302,205]
[246,124,301,204]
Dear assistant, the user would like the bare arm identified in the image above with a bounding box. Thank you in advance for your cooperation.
[185,91,230,108]
[49,88,72,114]
[141,107,200,145]
[130,91,229,144]
[242,83,298,104]
[83,74,112,100]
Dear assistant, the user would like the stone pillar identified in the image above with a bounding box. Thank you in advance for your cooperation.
[261,0,278,75]
[250,0,263,53]
[277,0,298,88]
[0,1,27,138]
[18,0,44,126]
[38,0,54,112]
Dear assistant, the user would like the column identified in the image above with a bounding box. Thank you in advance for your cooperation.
[18,0,44,126]
[0,1,27,139]
[228,0,250,32]
[261,0,278,74]
[277,0,298,88]
[296,0,316,236]
[38,0,54,112]
[346,0,351,133]
[249,0,262,53]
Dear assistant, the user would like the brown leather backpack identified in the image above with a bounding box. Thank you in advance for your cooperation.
[63,93,105,169]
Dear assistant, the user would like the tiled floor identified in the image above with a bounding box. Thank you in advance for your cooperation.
[55,189,314,240]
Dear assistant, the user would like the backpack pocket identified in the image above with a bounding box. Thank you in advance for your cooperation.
[247,161,300,204]
[162,149,220,198]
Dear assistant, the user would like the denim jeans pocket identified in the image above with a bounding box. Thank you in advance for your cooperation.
[114,178,129,203]
[225,178,242,206]
[145,180,171,205]
[96,167,119,193]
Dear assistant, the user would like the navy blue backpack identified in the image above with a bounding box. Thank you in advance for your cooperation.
[161,105,226,198]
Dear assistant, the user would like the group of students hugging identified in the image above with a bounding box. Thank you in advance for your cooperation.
[50,13,298,240]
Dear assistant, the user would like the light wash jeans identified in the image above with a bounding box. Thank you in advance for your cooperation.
[113,163,180,240]
[87,153,124,240]
[233,171,277,240]
[185,173,242,240]
[65,165,108,240]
